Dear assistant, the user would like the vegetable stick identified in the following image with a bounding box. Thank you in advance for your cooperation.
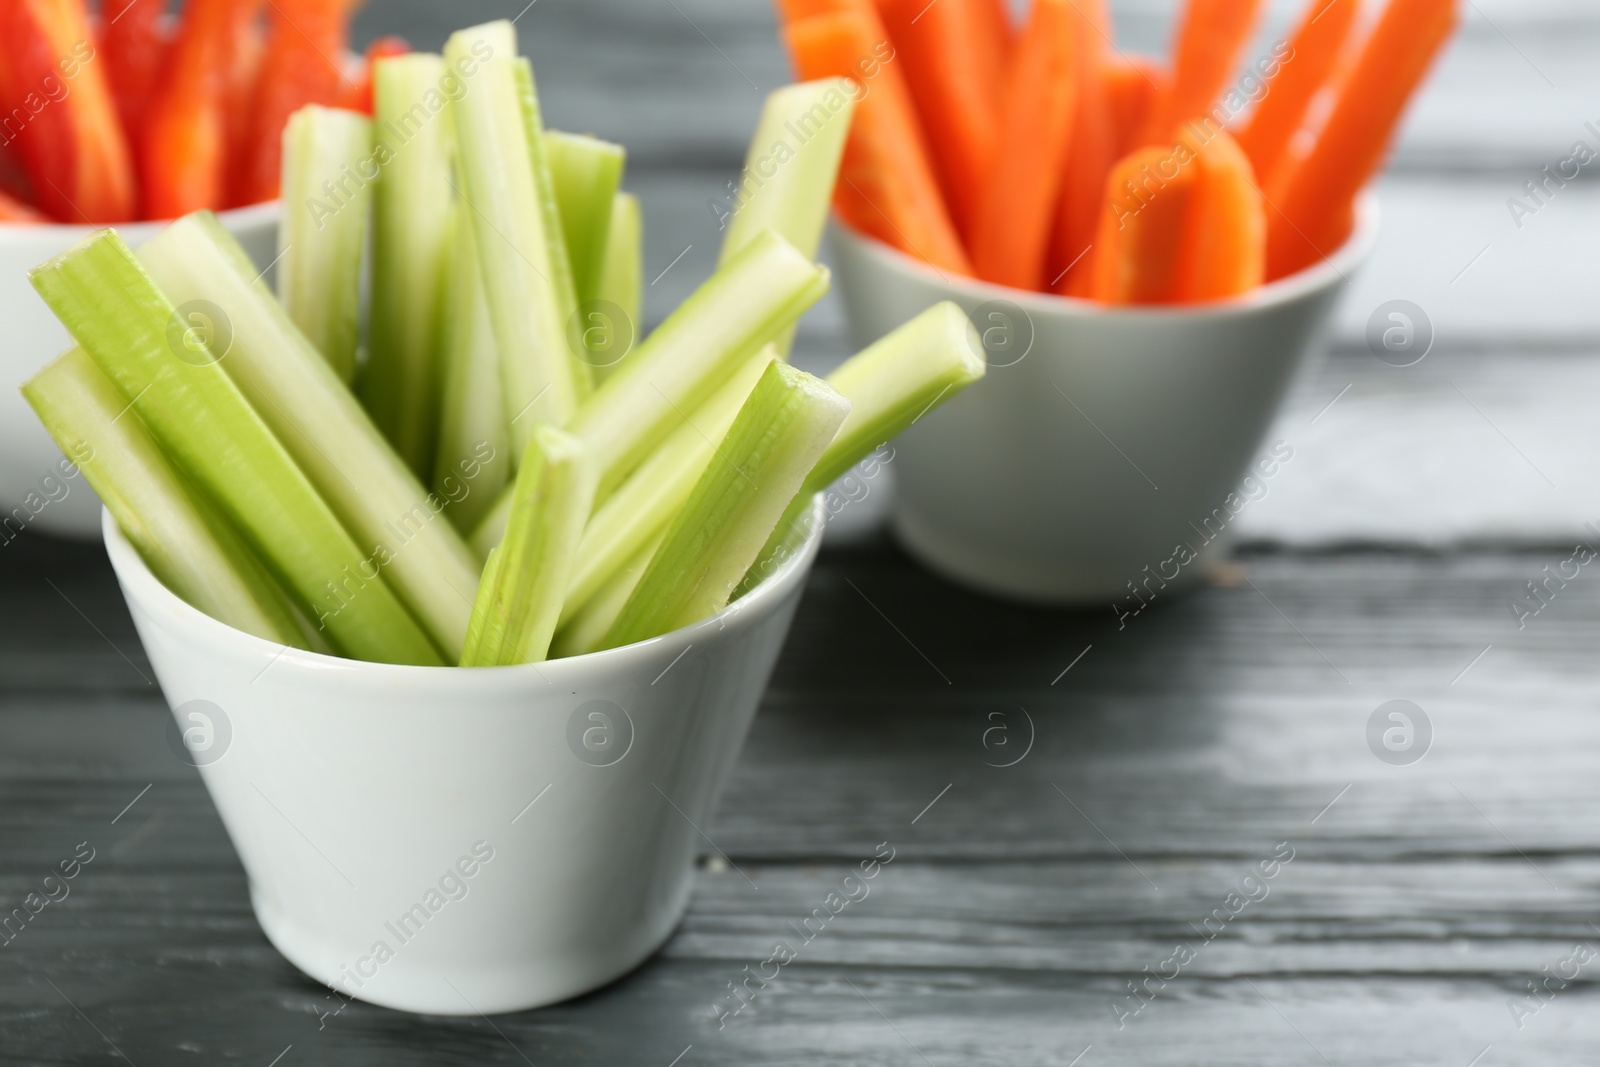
[970,0,1013,76]
[340,36,411,115]
[1268,0,1458,279]
[1048,0,1115,294]
[31,229,442,665]
[136,212,482,662]
[1233,0,1361,195]
[781,9,971,276]
[548,535,660,660]
[277,105,372,386]
[1090,144,1201,305]
[1105,53,1166,160]
[363,53,456,476]
[460,426,597,666]
[222,11,263,210]
[102,0,168,157]
[969,0,1080,290]
[445,23,580,446]
[546,130,626,307]
[1140,0,1266,146]
[0,189,47,223]
[875,0,1000,238]
[434,211,512,536]
[591,191,642,385]
[567,229,830,499]
[602,362,850,650]
[1173,127,1265,302]
[24,346,312,650]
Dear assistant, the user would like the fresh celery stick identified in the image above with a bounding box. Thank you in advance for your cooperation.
[460,425,597,666]
[30,230,442,666]
[591,191,642,385]
[277,105,372,385]
[136,212,481,661]
[433,208,511,535]
[363,53,456,478]
[602,361,850,649]
[569,229,829,498]
[548,533,659,660]
[24,347,311,649]
[741,302,985,595]
[546,130,625,306]
[513,58,591,402]
[445,22,577,445]
[559,346,774,625]
[719,79,856,265]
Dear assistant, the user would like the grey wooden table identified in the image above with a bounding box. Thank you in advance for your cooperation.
[4,1,1599,1063]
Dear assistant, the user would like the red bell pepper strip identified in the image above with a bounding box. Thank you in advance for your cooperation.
[101,0,168,154]
[0,187,48,223]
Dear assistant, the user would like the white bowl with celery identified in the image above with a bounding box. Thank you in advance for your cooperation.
[21,21,982,1014]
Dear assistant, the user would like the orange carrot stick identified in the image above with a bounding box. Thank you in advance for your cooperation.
[1141,0,1266,145]
[1268,0,1459,278]
[781,9,971,275]
[876,0,1002,237]
[1091,144,1199,304]
[1048,0,1114,294]
[968,0,1080,290]
[970,0,1012,83]
[1104,53,1165,161]
[1174,127,1264,302]
[1233,0,1361,195]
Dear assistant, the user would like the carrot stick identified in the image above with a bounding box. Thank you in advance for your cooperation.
[876,0,1001,237]
[1233,0,1361,195]
[968,0,1080,290]
[1090,144,1199,305]
[1268,0,1459,279]
[781,8,971,275]
[102,0,168,155]
[1173,127,1264,302]
[1048,0,1114,294]
[971,0,1012,71]
[1141,0,1266,145]
[1104,53,1165,167]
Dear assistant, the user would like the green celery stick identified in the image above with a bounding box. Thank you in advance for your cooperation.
[433,207,511,535]
[445,22,578,445]
[559,346,774,626]
[548,533,659,660]
[24,347,312,649]
[460,425,597,666]
[720,78,855,265]
[546,130,625,306]
[741,301,985,595]
[568,228,829,498]
[362,53,456,478]
[513,57,591,402]
[591,191,642,385]
[136,212,481,661]
[31,230,442,666]
[277,105,372,385]
[602,361,850,649]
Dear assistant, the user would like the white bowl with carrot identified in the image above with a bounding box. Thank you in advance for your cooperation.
[0,0,398,541]
[779,0,1458,604]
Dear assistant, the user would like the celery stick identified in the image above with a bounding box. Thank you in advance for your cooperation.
[31,230,442,666]
[559,346,774,625]
[277,105,372,385]
[546,130,625,306]
[720,79,856,265]
[548,533,659,660]
[363,53,456,477]
[569,229,829,498]
[602,362,850,649]
[433,208,511,535]
[513,58,591,402]
[591,191,642,385]
[740,302,985,595]
[136,212,481,661]
[24,347,311,649]
[445,22,577,445]
[460,425,597,666]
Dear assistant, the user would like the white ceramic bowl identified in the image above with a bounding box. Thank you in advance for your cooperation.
[0,202,281,540]
[102,498,824,1015]
[830,193,1380,606]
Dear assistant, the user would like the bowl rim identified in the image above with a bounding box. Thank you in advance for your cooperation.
[832,189,1381,321]
[0,198,281,245]
[102,493,827,686]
